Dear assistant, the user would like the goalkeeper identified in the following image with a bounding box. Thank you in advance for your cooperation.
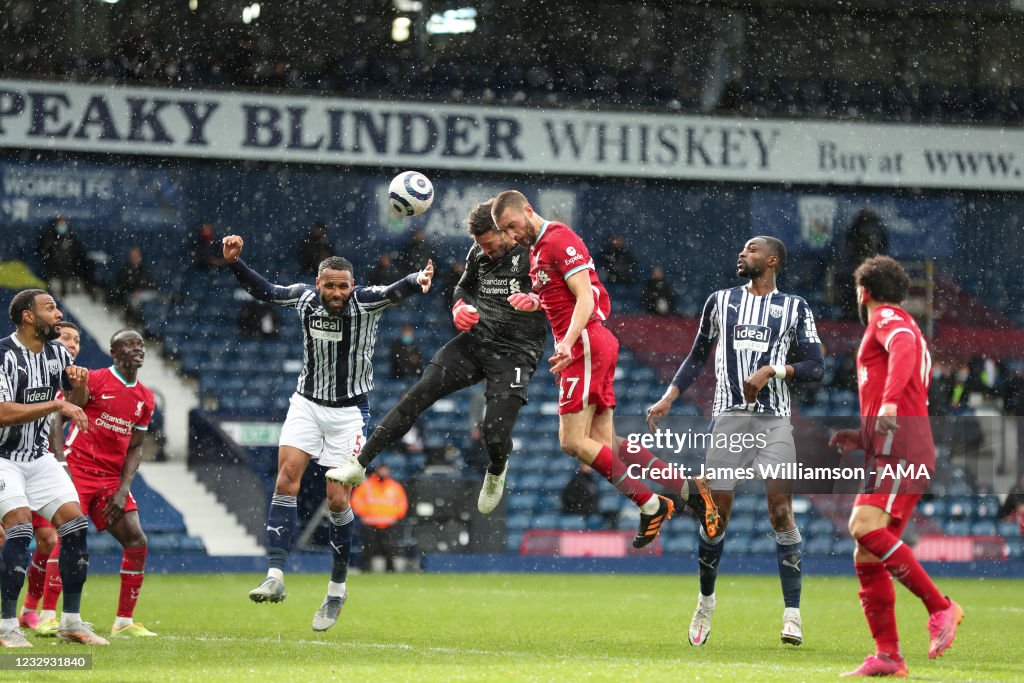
[329,198,546,514]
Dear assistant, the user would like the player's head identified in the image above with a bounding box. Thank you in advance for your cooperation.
[9,288,62,341]
[56,321,81,359]
[492,190,539,248]
[111,328,145,370]
[737,236,787,279]
[468,198,514,261]
[854,255,910,323]
[316,256,355,314]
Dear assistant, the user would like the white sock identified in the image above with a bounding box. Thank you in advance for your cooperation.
[699,592,716,606]
[327,581,346,598]
[113,616,134,629]
[39,610,57,622]
[60,612,82,628]
[640,496,661,515]
[267,568,284,582]
[0,617,17,630]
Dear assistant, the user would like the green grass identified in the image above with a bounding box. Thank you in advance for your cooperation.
[23,572,1018,682]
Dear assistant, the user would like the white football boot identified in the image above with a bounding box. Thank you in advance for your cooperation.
[688,593,716,646]
[477,462,509,514]
[781,607,803,645]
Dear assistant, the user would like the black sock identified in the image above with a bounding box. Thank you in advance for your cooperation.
[0,523,33,619]
[57,517,90,615]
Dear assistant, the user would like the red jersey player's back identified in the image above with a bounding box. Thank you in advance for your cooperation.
[856,304,934,470]
[528,221,611,340]
[856,305,931,419]
[65,366,155,477]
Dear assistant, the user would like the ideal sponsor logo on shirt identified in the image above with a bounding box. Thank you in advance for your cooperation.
[732,324,771,352]
[24,386,54,404]
[308,317,342,332]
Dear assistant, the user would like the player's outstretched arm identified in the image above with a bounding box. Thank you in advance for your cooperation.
[222,234,303,304]
[361,260,435,307]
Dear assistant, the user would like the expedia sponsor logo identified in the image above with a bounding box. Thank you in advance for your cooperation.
[24,386,55,404]
[563,253,584,266]
[733,324,771,353]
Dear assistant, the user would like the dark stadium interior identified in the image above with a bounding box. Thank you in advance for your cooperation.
[2,0,1023,124]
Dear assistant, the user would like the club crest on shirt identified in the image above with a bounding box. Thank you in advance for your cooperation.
[47,359,60,375]
[136,400,145,416]
[511,254,521,271]
[769,304,784,319]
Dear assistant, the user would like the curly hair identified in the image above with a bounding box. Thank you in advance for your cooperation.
[854,255,910,304]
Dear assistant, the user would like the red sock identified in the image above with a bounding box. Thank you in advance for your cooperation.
[118,547,147,618]
[23,550,49,611]
[591,445,655,507]
[617,441,688,496]
[855,562,900,659]
[859,528,950,615]
[41,543,63,611]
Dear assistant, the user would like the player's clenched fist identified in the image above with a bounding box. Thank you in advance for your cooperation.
[222,234,244,263]
[507,292,540,312]
[66,365,89,387]
[452,299,480,331]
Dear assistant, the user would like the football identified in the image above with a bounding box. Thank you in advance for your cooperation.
[388,171,434,217]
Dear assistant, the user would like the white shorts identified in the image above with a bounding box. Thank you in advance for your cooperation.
[0,453,80,519]
[705,410,796,491]
[279,393,366,468]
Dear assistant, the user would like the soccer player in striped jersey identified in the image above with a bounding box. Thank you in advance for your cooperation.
[222,234,433,632]
[0,290,107,647]
[830,256,962,678]
[326,199,547,515]
[647,237,824,647]
[20,320,79,633]
[492,190,719,550]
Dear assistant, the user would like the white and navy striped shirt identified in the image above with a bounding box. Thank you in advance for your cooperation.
[672,286,823,418]
[0,334,75,461]
[230,260,422,405]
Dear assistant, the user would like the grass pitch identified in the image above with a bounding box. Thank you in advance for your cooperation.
[25,572,1020,682]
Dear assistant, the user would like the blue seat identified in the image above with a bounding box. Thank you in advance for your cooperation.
[998,521,1021,539]
[944,520,972,536]
[808,518,835,538]
[749,537,777,555]
[805,538,834,556]
[970,521,998,536]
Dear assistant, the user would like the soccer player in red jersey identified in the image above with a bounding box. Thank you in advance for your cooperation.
[41,329,158,639]
[492,190,718,547]
[20,321,80,631]
[830,256,963,677]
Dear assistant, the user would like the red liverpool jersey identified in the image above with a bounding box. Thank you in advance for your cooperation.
[65,367,155,476]
[857,304,932,434]
[528,221,611,341]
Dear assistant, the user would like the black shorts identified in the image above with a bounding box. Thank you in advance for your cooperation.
[429,332,539,402]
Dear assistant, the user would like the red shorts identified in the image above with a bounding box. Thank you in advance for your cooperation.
[854,492,920,538]
[557,323,618,415]
[31,511,54,530]
[68,467,138,532]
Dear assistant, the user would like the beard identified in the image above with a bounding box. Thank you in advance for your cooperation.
[35,319,60,341]
[320,294,346,314]
[858,303,868,326]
